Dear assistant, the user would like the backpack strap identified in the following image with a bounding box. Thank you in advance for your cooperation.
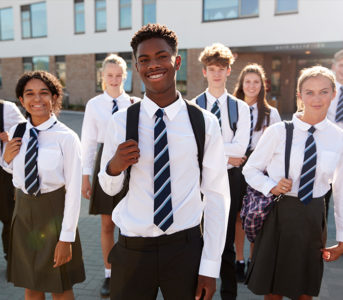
[0,101,4,153]
[195,92,207,109]
[13,122,27,139]
[185,100,205,183]
[227,95,239,135]
[284,121,294,179]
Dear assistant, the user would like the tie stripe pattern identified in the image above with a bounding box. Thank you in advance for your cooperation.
[247,106,254,152]
[335,87,343,122]
[298,126,316,204]
[154,109,173,231]
[112,99,118,115]
[25,128,40,195]
[211,100,221,127]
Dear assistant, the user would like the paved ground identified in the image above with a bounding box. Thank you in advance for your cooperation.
[0,111,342,299]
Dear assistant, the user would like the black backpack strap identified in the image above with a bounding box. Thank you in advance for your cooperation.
[284,121,294,179]
[227,95,239,135]
[185,100,205,183]
[13,122,27,138]
[195,92,207,109]
[0,100,4,133]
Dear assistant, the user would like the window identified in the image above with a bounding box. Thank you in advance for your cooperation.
[276,0,298,14]
[55,56,66,87]
[96,53,107,92]
[95,0,106,32]
[0,7,14,41]
[120,52,133,93]
[74,0,85,34]
[203,0,258,22]
[21,2,47,39]
[176,50,187,94]
[23,56,49,72]
[119,0,131,29]
[143,0,156,25]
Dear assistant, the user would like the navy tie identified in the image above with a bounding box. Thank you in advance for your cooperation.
[247,106,254,152]
[335,87,343,122]
[25,127,40,195]
[154,109,173,231]
[112,99,118,114]
[298,126,316,204]
[211,100,221,127]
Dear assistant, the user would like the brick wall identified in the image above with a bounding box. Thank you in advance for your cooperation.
[0,58,23,101]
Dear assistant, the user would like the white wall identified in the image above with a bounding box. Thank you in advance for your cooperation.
[0,0,342,58]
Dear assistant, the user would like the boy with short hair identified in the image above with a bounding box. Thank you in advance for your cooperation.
[99,24,230,300]
[196,43,251,300]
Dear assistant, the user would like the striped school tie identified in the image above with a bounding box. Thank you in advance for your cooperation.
[25,127,40,195]
[298,126,316,204]
[154,109,173,231]
[211,100,221,127]
[112,99,118,114]
[335,87,343,122]
[247,106,254,152]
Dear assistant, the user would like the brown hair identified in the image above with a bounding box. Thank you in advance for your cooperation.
[233,64,270,131]
[199,43,235,68]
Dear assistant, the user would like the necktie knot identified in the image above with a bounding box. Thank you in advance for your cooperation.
[112,99,118,114]
[30,127,39,138]
[250,106,254,113]
[155,108,164,119]
[308,126,315,134]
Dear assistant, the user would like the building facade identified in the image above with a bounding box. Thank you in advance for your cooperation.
[0,0,342,113]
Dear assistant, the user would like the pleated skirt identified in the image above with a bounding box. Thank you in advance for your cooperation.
[89,143,116,215]
[246,195,326,299]
[7,187,85,293]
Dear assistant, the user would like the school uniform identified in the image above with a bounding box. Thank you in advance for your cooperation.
[0,100,25,261]
[98,93,230,300]
[81,91,136,215]
[242,114,343,299]
[3,115,85,293]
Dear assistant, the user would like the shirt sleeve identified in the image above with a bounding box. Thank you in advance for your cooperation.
[5,102,26,130]
[59,132,82,242]
[98,115,125,196]
[1,125,18,173]
[242,125,280,196]
[81,102,99,175]
[269,107,282,125]
[224,101,250,158]
[198,113,230,278]
[332,150,343,242]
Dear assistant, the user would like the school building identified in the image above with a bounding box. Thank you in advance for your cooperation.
[0,0,342,113]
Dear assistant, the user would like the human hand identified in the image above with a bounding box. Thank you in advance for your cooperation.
[3,137,22,164]
[228,156,246,167]
[270,178,292,196]
[195,275,216,300]
[0,131,9,142]
[107,140,140,176]
[321,242,343,262]
[53,241,72,268]
[82,175,92,199]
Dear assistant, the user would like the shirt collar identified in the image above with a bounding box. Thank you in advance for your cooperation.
[27,114,57,131]
[251,102,258,110]
[292,113,329,132]
[336,81,343,94]
[104,91,129,102]
[205,89,227,105]
[142,91,184,121]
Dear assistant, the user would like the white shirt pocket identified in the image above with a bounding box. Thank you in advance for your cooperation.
[318,150,340,177]
[38,147,62,171]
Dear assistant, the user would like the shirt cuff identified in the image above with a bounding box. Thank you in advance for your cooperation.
[2,160,13,174]
[198,258,221,278]
[59,230,76,242]
[262,178,278,197]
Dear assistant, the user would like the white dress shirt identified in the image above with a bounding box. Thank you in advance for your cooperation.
[3,115,82,242]
[249,102,281,150]
[0,100,25,166]
[243,114,343,241]
[204,90,250,169]
[99,93,230,278]
[327,81,343,129]
[81,91,137,175]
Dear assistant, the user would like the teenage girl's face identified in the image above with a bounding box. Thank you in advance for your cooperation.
[332,58,343,85]
[102,63,124,94]
[203,64,230,90]
[298,75,336,119]
[19,78,55,126]
[243,72,261,103]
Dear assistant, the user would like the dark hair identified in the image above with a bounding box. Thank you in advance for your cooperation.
[16,71,63,115]
[233,64,270,131]
[130,23,178,58]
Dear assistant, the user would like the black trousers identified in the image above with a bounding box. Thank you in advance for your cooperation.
[109,225,203,300]
[220,167,246,300]
[324,185,332,220]
[0,168,14,261]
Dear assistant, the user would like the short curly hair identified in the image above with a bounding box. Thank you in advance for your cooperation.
[130,23,178,58]
[16,71,63,115]
[199,43,235,68]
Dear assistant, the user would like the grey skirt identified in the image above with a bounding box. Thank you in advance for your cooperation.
[246,195,326,299]
[89,143,116,215]
[7,187,85,293]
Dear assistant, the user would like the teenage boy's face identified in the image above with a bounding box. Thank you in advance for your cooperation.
[203,64,231,89]
[332,58,343,84]
[135,38,181,96]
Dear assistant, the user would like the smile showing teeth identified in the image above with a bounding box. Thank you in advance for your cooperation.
[149,74,163,79]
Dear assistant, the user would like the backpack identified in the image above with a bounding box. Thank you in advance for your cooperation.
[196,92,239,134]
[0,101,3,152]
[240,121,294,242]
[112,100,206,208]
